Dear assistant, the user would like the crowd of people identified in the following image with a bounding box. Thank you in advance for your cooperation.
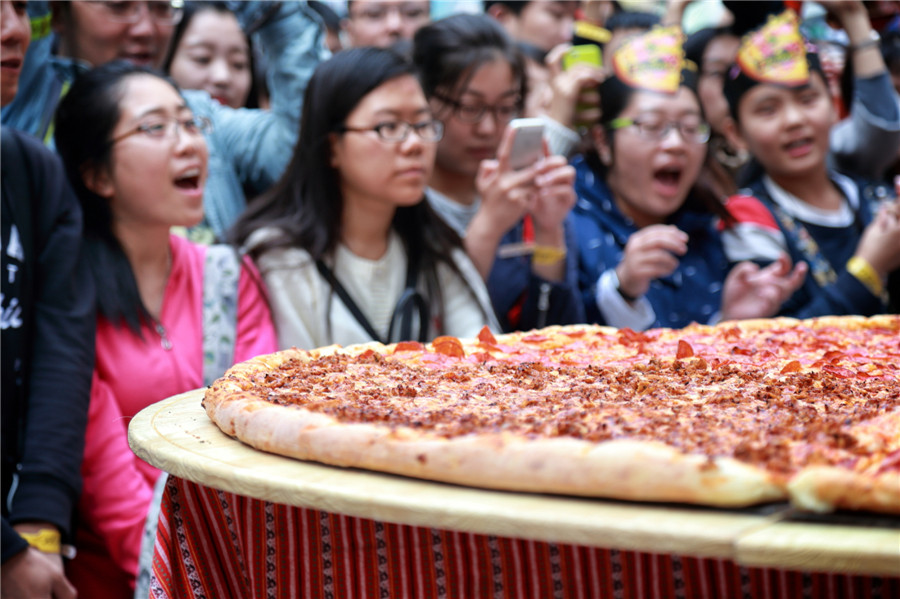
[2,1,899,597]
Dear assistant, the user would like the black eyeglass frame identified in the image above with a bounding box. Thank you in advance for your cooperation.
[338,119,444,143]
[430,92,523,125]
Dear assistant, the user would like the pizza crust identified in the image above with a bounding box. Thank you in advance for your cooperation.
[788,467,900,514]
[205,391,785,507]
[204,315,900,513]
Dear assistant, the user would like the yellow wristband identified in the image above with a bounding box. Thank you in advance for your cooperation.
[846,256,885,298]
[531,245,567,266]
[19,529,61,554]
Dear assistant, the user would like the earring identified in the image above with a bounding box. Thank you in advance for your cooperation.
[713,137,749,169]
[600,148,612,166]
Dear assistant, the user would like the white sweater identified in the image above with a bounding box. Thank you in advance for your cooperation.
[247,228,499,350]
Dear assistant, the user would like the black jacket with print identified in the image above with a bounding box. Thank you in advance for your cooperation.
[1,126,95,562]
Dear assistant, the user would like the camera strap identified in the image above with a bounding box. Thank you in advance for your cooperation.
[315,251,429,344]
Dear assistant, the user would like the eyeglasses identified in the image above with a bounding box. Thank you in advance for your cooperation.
[608,116,711,144]
[349,3,429,22]
[431,93,521,125]
[85,1,184,25]
[339,119,444,143]
[109,115,212,145]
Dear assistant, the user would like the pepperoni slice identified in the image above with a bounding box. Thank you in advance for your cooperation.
[780,360,802,374]
[432,336,465,358]
[477,326,498,346]
[393,341,425,353]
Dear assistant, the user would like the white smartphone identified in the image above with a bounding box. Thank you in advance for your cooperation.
[507,118,545,170]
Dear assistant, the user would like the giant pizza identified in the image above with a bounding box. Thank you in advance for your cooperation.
[203,315,900,514]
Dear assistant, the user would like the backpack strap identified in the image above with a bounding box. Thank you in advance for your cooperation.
[202,244,241,386]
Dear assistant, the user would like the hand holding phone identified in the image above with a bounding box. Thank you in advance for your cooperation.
[507,118,545,171]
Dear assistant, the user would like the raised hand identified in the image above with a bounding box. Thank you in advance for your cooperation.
[720,254,807,321]
[544,44,604,129]
[468,126,576,279]
[615,225,689,300]
[474,126,545,235]
[530,154,576,237]
[853,199,900,279]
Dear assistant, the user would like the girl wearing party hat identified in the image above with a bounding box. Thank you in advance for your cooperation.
[571,25,805,331]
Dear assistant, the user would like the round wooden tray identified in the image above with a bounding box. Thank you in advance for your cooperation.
[128,389,900,575]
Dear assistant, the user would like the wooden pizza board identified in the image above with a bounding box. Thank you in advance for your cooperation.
[128,389,900,576]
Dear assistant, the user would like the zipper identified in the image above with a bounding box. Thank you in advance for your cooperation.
[537,282,551,329]
[154,321,172,351]
[7,468,20,513]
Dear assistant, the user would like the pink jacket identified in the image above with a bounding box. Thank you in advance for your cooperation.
[69,235,278,598]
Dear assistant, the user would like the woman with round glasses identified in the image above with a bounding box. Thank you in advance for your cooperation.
[53,62,277,599]
[230,47,498,350]
[571,27,806,331]
[412,13,584,333]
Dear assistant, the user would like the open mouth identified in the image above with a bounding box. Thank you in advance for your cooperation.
[653,166,683,194]
[783,138,813,158]
[174,169,202,191]
[1,57,23,70]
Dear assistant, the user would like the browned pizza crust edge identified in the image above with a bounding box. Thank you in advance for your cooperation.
[788,467,900,514]
[204,383,786,507]
[204,314,900,512]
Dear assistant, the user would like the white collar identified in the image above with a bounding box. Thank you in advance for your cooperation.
[762,173,858,227]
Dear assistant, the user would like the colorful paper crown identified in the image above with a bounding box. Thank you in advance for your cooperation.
[735,10,809,86]
[612,26,685,94]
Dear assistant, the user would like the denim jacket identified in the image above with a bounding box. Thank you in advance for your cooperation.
[2,1,329,239]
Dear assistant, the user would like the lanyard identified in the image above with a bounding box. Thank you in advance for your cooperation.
[315,251,429,344]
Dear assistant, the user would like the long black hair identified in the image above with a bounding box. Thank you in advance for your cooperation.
[413,13,527,112]
[55,61,182,334]
[229,47,477,327]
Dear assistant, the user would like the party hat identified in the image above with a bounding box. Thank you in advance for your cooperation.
[735,10,809,85]
[612,26,685,94]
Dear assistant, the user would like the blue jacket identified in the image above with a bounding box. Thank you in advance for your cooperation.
[1,1,329,239]
[571,155,730,329]
[488,215,585,332]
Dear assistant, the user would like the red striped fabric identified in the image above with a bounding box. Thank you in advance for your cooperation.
[150,476,899,599]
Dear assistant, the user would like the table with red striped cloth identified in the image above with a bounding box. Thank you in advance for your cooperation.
[149,476,899,599]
